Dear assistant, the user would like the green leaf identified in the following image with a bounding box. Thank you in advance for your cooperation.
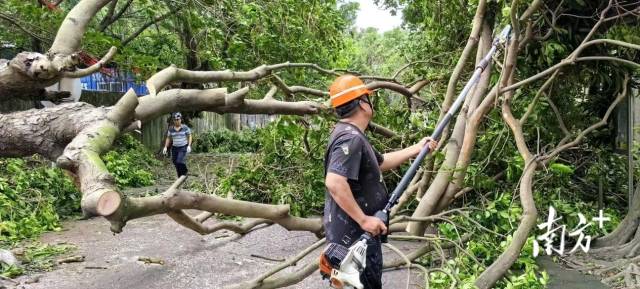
[550,163,575,176]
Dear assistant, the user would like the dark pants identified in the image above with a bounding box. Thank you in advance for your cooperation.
[360,238,383,289]
[171,145,189,177]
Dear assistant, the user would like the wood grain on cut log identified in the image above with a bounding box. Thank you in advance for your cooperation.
[56,89,138,217]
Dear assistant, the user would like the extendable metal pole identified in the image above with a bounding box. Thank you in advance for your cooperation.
[629,87,634,210]
[383,25,512,213]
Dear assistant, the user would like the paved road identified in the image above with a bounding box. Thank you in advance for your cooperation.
[537,256,609,289]
[15,214,422,289]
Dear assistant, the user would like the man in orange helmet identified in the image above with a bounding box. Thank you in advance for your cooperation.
[323,75,437,288]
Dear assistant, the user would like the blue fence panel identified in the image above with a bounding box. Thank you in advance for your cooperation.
[80,71,148,95]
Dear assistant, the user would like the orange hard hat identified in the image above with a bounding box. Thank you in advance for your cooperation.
[329,75,371,108]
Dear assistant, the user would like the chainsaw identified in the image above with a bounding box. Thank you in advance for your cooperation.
[320,234,370,289]
[320,25,512,289]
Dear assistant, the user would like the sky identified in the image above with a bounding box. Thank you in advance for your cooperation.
[354,0,403,32]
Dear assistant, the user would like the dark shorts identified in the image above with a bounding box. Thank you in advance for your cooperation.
[361,237,383,289]
[171,145,188,165]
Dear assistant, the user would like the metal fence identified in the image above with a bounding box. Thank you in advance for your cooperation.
[142,113,275,151]
[192,112,231,132]
[234,114,275,130]
[80,71,148,95]
[141,117,167,151]
[0,99,33,113]
[79,90,122,107]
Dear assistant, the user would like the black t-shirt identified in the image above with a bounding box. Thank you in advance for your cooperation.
[323,122,388,246]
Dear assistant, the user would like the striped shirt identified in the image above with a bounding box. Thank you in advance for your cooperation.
[167,125,191,147]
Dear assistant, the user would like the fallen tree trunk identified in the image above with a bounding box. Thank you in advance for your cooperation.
[0,0,113,103]
[0,102,104,159]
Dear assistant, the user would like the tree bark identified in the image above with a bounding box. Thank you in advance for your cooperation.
[475,9,539,286]
[0,0,113,103]
[435,16,495,212]
[49,0,113,55]
[406,15,492,236]
[0,102,103,159]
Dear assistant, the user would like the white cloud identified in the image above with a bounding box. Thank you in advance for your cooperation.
[355,0,402,32]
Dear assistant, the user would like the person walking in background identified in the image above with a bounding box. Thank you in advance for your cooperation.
[162,112,192,177]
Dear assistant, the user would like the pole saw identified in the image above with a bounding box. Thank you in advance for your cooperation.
[320,25,512,289]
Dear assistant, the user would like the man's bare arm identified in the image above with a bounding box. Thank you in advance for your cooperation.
[380,137,437,171]
[325,172,387,236]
